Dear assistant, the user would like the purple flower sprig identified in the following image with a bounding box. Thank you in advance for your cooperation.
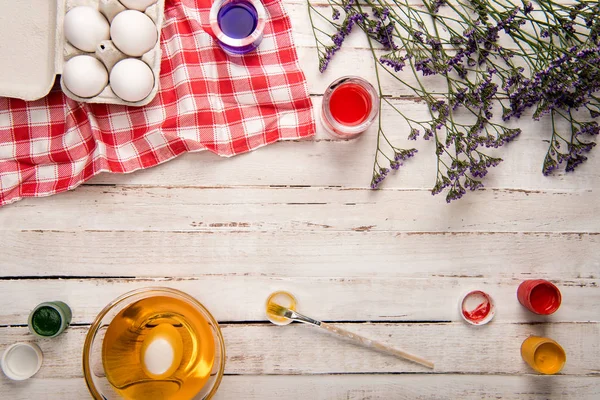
[370,127,418,189]
[308,0,600,201]
[316,11,368,73]
[542,110,599,175]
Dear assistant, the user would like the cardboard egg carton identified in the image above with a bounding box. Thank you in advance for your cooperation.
[0,0,164,107]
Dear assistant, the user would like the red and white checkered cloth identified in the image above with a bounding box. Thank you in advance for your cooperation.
[0,0,315,207]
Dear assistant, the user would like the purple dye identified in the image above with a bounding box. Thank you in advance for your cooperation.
[217,1,258,40]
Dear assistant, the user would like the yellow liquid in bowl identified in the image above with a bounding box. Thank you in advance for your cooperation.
[102,296,216,400]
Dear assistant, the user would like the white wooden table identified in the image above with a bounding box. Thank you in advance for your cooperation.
[1,1,599,398]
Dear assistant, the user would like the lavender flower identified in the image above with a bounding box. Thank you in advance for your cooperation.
[371,167,390,189]
[412,31,424,43]
[309,0,600,201]
[365,7,398,50]
[318,12,367,72]
[566,154,587,172]
[408,128,420,140]
[380,55,406,72]
[395,148,418,161]
[431,0,447,14]
[579,122,600,136]
[332,8,341,20]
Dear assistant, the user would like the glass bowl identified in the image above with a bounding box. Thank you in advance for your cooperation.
[83,288,225,400]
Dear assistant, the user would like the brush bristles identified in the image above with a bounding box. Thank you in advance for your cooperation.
[267,303,288,317]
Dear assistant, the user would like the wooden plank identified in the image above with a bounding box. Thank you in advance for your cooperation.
[85,98,600,190]
[0,323,598,376]
[296,46,452,96]
[288,3,595,98]
[0,278,597,324]
[216,374,600,400]
[2,375,599,400]
[285,3,454,96]
[1,230,597,279]
[1,186,597,232]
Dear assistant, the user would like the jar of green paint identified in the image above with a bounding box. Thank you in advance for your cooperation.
[28,301,72,338]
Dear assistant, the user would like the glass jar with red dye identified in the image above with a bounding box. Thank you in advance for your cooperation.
[321,76,379,139]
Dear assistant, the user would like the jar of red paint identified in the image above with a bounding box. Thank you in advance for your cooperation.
[517,280,562,315]
[321,76,379,139]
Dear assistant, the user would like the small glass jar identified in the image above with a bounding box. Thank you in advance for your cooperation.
[321,76,379,139]
[209,0,267,56]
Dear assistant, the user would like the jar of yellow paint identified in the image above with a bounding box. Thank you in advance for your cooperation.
[521,336,566,374]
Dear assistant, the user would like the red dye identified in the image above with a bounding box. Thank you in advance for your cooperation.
[462,301,491,323]
[530,284,560,314]
[329,83,372,126]
[462,291,492,323]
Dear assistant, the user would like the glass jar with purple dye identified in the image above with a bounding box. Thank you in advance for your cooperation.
[209,0,267,56]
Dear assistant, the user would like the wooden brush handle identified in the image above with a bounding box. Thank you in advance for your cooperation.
[319,322,434,369]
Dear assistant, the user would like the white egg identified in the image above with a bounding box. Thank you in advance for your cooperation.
[62,56,109,98]
[110,59,155,102]
[64,7,110,52]
[110,11,158,57]
[119,0,158,11]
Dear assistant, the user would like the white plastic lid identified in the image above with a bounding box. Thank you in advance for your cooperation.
[1,342,43,381]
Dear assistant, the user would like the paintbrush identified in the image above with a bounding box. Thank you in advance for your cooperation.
[267,303,434,369]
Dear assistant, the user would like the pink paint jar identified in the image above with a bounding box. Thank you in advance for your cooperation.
[517,280,562,315]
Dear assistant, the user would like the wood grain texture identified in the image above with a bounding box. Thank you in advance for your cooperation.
[1,186,598,232]
[1,323,599,376]
[288,2,591,98]
[0,278,598,324]
[1,0,599,398]
[2,375,599,400]
[3,231,597,278]
[85,99,600,190]
[77,1,600,192]
[319,321,436,369]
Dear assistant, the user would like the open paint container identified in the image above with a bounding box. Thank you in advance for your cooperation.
[265,291,297,326]
[517,280,562,315]
[209,0,267,56]
[28,301,73,338]
[521,336,566,374]
[459,290,496,325]
[0,0,164,106]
